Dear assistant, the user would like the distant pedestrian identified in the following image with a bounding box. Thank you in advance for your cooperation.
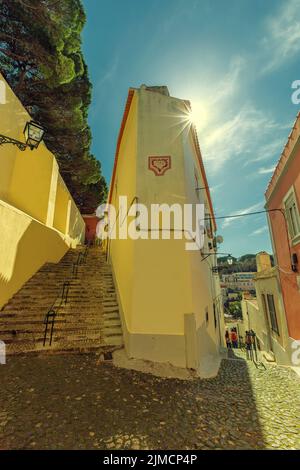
[245,331,253,360]
[231,329,238,348]
[225,330,231,348]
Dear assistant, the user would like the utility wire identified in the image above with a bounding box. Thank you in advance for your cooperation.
[204,208,283,221]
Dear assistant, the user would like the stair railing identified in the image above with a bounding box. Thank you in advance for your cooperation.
[43,309,57,347]
[42,245,91,347]
[72,262,79,278]
[83,245,89,261]
[60,281,70,305]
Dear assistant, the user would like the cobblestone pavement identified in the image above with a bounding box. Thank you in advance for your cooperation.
[0,351,299,450]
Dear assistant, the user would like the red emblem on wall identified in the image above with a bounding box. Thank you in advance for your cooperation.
[148,156,171,176]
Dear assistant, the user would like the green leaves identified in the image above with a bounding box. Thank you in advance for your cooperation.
[0,0,106,213]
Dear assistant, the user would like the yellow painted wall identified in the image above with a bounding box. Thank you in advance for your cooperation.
[241,299,260,336]
[0,74,27,200]
[0,73,85,308]
[108,86,221,370]
[0,200,71,308]
[254,271,292,365]
[53,175,70,234]
[9,142,54,224]
[68,199,85,244]
[109,92,138,332]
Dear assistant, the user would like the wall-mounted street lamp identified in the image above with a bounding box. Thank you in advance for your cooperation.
[227,255,234,266]
[0,121,45,151]
[201,252,233,263]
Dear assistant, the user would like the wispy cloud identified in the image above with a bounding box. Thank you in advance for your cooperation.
[258,166,276,175]
[186,56,246,133]
[222,201,264,229]
[96,57,119,88]
[250,226,268,236]
[261,0,300,73]
[210,183,224,194]
[244,138,286,166]
[209,56,246,107]
[200,103,287,173]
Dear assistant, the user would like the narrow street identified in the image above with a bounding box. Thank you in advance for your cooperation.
[0,352,299,450]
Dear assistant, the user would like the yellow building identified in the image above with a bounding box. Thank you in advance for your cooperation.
[105,85,225,376]
[242,252,293,365]
[0,73,85,309]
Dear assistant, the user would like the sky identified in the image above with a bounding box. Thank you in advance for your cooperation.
[82,0,300,258]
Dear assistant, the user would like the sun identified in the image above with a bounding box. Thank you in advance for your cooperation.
[171,98,210,139]
[188,102,209,129]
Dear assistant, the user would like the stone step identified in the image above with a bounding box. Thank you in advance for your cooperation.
[263,351,276,362]
[2,301,105,310]
[1,314,103,323]
[0,246,124,356]
[102,325,123,335]
[103,336,123,346]
[103,306,119,312]
[1,332,105,349]
[5,339,107,355]
[0,317,103,329]
[103,319,121,327]
[103,315,120,323]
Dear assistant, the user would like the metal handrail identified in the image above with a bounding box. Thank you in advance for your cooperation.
[60,281,70,305]
[42,244,91,346]
[72,262,79,278]
[72,251,85,277]
[246,331,266,370]
[43,309,56,346]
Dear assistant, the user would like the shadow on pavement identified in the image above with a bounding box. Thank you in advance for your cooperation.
[0,351,268,450]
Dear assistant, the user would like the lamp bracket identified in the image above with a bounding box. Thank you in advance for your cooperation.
[0,134,27,151]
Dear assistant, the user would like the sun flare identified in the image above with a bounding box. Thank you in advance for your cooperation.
[188,102,209,129]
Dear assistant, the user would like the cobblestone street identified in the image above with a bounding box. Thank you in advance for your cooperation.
[0,352,299,450]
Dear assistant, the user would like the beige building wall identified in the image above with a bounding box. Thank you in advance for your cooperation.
[241,253,294,365]
[108,86,223,376]
[0,73,85,309]
[254,268,293,365]
[53,175,71,234]
[241,299,260,340]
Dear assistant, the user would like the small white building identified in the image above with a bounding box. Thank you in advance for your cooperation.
[105,85,225,376]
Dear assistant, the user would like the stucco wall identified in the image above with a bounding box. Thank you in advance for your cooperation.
[109,91,138,334]
[241,299,265,344]
[0,73,85,308]
[53,175,71,234]
[108,87,222,372]
[83,215,100,242]
[266,128,300,340]
[0,200,73,308]
[254,271,293,365]
[0,74,27,200]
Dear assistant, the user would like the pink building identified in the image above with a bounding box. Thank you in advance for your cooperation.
[262,111,300,364]
[82,214,100,243]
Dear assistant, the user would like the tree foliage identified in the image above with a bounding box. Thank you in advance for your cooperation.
[217,254,257,274]
[0,0,107,213]
[228,301,242,319]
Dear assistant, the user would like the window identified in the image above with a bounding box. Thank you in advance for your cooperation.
[194,168,199,191]
[284,189,300,240]
[205,213,213,239]
[266,294,279,335]
[213,304,217,329]
[205,307,209,325]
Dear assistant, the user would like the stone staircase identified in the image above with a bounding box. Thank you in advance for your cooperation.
[0,246,124,355]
